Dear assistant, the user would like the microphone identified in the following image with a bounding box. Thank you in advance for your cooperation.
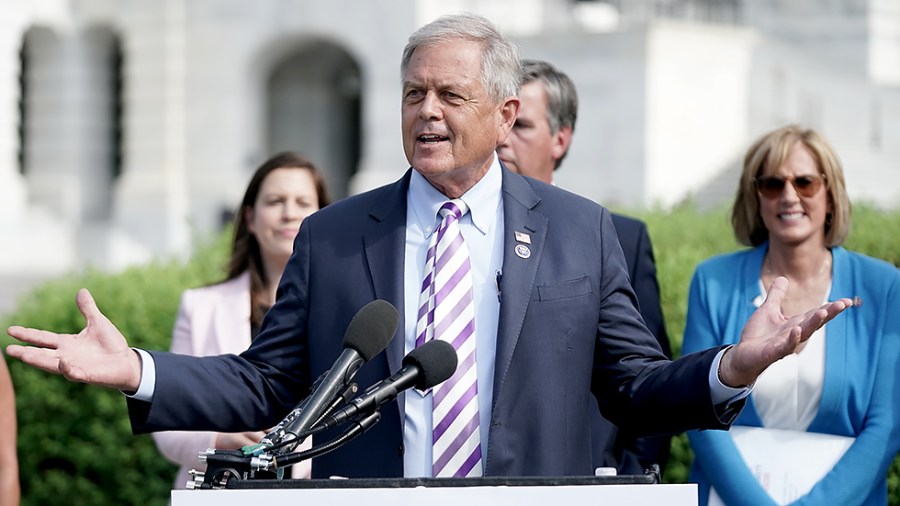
[267,299,398,450]
[314,339,458,430]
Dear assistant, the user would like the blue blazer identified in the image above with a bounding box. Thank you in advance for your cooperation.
[129,168,733,478]
[683,245,900,506]
[591,214,672,475]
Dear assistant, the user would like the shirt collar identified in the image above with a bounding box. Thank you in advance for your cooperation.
[409,155,502,238]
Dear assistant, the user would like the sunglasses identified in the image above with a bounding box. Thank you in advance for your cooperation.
[755,173,826,199]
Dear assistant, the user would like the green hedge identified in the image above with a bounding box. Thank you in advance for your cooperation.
[2,231,230,506]
[2,204,899,505]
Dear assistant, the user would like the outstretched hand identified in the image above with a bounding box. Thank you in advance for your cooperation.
[718,276,853,388]
[5,288,142,392]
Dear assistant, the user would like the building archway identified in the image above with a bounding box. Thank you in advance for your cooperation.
[266,41,362,199]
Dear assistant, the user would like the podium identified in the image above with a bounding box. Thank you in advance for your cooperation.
[171,476,697,505]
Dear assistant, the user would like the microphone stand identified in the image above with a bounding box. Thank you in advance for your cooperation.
[185,298,401,490]
[256,381,359,456]
[273,411,381,470]
[188,409,383,489]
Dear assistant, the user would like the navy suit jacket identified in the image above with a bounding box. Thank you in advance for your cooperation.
[130,168,733,478]
[591,214,672,475]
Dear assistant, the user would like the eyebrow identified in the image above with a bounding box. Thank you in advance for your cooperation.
[760,173,820,178]
[403,78,468,92]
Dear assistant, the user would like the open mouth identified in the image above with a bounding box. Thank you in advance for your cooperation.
[418,134,449,144]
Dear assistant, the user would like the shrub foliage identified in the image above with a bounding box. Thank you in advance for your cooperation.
[2,232,229,506]
[2,204,899,505]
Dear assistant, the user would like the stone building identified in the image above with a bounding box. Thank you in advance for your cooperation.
[1,0,897,312]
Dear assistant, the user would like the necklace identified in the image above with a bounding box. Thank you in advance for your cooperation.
[761,250,833,310]
[763,252,863,308]
[762,250,832,281]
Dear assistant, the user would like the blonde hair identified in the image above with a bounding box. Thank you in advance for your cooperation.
[731,125,851,247]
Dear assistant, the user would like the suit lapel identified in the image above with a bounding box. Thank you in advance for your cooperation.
[492,170,547,407]
[363,170,412,376]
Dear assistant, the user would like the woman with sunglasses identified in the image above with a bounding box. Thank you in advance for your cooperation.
[682,125,900,505]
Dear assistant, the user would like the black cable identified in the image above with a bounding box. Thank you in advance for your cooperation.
[273,411,382,469]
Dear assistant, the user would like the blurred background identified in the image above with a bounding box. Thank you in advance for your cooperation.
[1,0,898,315]
[1,1,899,504]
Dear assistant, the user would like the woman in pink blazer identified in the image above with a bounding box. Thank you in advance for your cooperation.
[152,152,330,489]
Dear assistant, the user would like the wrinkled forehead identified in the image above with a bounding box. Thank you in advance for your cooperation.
[404,38,484,73]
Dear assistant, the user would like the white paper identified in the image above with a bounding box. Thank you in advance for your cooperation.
[707,426,854,505]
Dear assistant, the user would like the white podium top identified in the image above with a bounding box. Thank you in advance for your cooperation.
[173,482,697,506]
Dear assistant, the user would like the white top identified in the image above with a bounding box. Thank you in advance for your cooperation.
[752,280,827,431]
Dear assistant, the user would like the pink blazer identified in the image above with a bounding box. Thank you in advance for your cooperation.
[152,272,311,488]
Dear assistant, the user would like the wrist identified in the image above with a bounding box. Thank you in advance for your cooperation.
[123,349,143,394]
[717,346,750,388]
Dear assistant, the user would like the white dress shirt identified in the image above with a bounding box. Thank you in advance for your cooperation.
[401,157,504,477]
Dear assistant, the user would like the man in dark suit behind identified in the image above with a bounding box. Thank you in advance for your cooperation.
[7,13,852,480]
[497,59,672,476]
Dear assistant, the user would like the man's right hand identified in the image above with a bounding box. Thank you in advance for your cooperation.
[6,288,142,392]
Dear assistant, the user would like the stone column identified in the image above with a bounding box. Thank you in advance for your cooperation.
[0,4,26,226]
[869,0,900,86]
[113,0,189,262]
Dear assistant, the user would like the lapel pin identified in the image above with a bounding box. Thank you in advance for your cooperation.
[514,231,531,244]
[515,244,531,259]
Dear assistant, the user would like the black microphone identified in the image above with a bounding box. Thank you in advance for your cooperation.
[314,339,458,430]
[268,299,398,450]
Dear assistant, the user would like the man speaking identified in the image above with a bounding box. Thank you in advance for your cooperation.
[7,13,852,480]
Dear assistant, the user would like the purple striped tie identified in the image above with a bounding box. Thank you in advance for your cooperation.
[415,200,482,478]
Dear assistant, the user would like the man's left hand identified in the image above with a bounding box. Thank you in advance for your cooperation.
[719,276,853,388]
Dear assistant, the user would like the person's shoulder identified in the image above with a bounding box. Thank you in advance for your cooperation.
[182,272,249,303]
[695,248,758,274]
[839,248,900,282]
[308,172,409,224]
[610,213,647,232]
[514,174,606,215]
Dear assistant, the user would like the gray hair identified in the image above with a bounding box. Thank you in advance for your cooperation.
[521,59,578,135]
[401,13,522,103]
